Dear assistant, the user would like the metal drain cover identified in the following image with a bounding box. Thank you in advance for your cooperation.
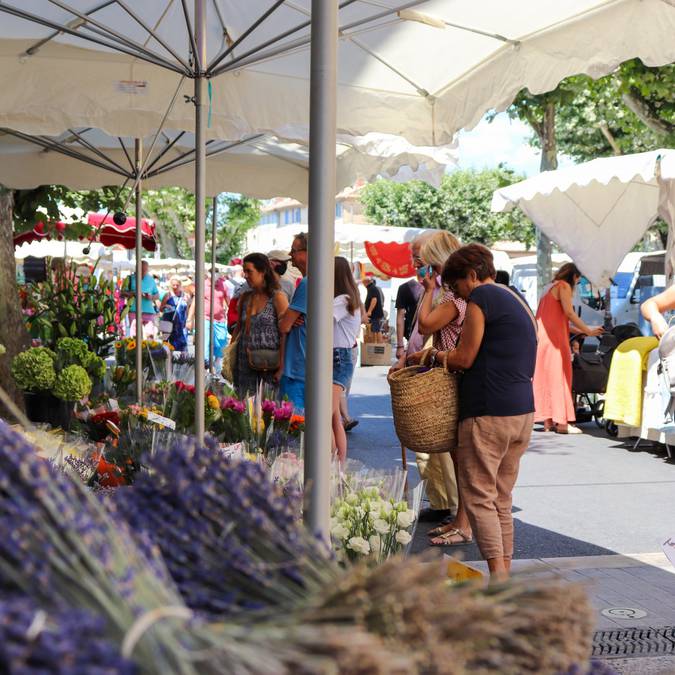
[593,626,675,658]
[601,607,648,620]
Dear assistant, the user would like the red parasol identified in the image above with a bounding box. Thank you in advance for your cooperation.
[87,213,157,252]
[364,241,415,278]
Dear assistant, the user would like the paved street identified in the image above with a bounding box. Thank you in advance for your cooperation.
[347,364,675,673]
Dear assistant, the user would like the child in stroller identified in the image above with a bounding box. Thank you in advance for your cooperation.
[571,323,642,433]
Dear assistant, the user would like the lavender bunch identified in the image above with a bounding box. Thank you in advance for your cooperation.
[0,420,217,673]
[0,594,136,674]
[112,437,335,618]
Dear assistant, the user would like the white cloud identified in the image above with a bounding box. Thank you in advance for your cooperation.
[451,113,574,177]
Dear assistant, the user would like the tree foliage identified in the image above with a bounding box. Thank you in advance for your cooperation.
[513,59,675,163]
[360,169,535,247]
[142,187,195,258]
[208,194,261,264]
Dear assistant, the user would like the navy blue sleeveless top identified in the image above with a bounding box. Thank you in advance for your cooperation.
[459,283,537,420]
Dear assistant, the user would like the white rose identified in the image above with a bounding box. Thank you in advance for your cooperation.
[380,501,393,514]
[373,519,390,535]
[345,493,358,506]
[397,511,415,529]
[331,523,349,540]
[346,536,371,555]
[395,530,412,546]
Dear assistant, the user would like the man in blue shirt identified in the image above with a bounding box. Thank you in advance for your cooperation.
[122,260,160,338]
[278,233,308,411]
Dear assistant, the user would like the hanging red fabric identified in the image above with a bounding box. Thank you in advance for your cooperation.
[364,241,415,278]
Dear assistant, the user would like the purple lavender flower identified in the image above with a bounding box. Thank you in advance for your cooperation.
[0,594,136,674]
[111,437,333,618]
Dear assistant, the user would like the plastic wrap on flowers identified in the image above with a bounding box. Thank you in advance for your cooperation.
[328,460,423,564]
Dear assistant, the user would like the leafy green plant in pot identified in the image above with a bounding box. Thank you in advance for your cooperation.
[51,365,93,430]
[10,347,61,426]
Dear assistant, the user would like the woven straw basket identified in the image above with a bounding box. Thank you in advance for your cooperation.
[388,352,459,454]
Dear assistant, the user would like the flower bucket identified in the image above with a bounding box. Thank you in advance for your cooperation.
[24,392,73,430]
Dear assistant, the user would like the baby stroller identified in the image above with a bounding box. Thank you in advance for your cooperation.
[570,323,642,434]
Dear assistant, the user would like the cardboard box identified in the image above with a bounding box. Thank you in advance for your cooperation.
[361,342,392,367]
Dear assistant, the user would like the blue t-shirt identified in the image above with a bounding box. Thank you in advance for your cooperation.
[127,274,159,314]
[459,283,536,420]
[283,278,307,381]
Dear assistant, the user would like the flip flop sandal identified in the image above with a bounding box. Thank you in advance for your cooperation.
[427,517,456,537]
[429,528,473,547]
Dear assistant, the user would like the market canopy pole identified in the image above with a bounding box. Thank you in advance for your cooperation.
[209,195,218,375]
[134,138,143,404]
[303,0,338,541]
[193,0,207,441]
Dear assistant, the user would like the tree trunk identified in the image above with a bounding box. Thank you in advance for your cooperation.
[0,187,29,419]
[536,102,558,299]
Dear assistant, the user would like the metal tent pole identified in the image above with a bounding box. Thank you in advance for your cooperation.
[193,0,207,441]
[134,138,144,404]
[209,195,218,374]
[303,0,338,541]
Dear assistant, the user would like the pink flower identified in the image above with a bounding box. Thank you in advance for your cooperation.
[96,315,105,326]
[106,325,116,334]
[261,399,276,414]
[233,400,246,414]
[273,401,293,421]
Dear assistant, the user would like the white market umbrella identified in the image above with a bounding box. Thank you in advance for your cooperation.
[0,1,673,145]
[491,149,675,286]
[0,127,454,202]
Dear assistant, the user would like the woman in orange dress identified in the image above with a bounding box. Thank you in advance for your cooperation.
[533,263,602,434]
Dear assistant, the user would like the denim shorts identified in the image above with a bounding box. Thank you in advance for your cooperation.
[333,347,355,390]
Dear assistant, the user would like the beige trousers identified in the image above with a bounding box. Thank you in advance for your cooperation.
[455,413,534,560]
[415,451,458,511]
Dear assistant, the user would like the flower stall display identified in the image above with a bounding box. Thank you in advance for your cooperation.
[115,337,173,383]
[0,420,601,675]
[22,262,120,356]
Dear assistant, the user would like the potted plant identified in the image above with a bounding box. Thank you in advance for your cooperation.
[11,340,98,429]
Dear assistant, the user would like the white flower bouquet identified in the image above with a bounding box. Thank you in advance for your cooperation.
[330,462,422,564]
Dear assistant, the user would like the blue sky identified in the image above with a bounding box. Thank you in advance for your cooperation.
[452,112,574,177]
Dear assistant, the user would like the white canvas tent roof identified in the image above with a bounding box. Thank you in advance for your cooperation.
[492,150,675,286]
[0,1,673,145]
[0,128,454,202]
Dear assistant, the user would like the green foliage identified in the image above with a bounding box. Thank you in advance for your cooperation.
[360,169,535,247]
[11,347,57,392]
[509,59,675,163]
[12,186,125,237]
[142,187,195,258]
[440,169,535,246]
[55,338,106,383]
[208,194,261,263]
[53,364,92,401]
[24,263,120,356]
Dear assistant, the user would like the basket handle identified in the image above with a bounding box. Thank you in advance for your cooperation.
[419,347,434,366]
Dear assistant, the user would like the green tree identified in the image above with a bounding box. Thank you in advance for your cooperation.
[207,194,261,264]
[538,60,675,162]
[142,187,195,258]
[360,169,535,247]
